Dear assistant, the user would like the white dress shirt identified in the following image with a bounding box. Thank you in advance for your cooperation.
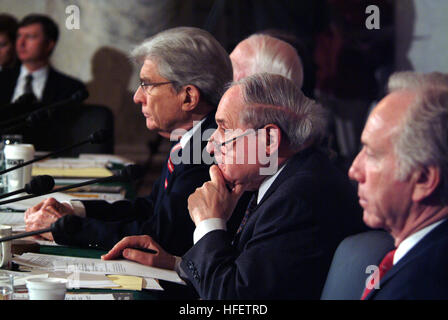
[393,218,446,265]
[11,65,49,102]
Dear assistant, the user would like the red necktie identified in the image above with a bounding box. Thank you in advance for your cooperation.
[361,249,397,300]
[164,142,182,189]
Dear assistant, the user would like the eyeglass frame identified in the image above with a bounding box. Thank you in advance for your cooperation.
[210,127,264,149]
[139,80,174,95]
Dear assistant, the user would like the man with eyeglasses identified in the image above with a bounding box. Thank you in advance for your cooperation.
[24,27,248,261]
[103,73,365,299]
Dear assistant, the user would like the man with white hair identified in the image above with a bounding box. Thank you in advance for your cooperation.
[349,71,448,299]
[230,33,304,88]
[103,73,364,299]
[24,27,249,258]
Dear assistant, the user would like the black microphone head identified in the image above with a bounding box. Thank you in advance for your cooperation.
[26,108,50,125]
[118,164,144,182]
[24,175,55,195]
[89,129,112,144]
[71,89,89,102]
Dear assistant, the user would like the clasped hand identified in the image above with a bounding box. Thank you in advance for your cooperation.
[24,197,74,240]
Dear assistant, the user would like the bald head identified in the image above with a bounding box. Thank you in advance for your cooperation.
[230,34,303,88]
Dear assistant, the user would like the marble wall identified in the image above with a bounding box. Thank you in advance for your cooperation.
[1,0,192,162]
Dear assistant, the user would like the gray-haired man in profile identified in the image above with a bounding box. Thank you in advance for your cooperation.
[349,71,448,299]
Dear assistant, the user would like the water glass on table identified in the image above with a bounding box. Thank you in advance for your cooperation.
[0,272,14,300]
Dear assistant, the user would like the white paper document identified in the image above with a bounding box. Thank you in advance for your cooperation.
[0,211,25,231]
[13,252,186,285]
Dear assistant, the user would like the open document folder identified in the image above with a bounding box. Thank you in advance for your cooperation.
[12,252,186,286]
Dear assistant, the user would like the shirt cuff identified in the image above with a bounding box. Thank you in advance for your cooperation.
[193,218,226,244]
[63,200,86,218]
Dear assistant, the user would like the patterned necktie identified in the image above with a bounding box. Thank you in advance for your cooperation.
[235,192,258,236]
[24,74,34,95]
[164,142,182,189]
[361,248,397,300]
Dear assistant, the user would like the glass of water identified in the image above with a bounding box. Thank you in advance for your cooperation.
[0,272,14,300]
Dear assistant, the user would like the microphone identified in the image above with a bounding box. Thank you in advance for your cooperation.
[0,164,143,206]
[0,128,112,176]
[0,89,89,134]
[0,214,81,243]
[0,175,55,200]
[0,93,41,124]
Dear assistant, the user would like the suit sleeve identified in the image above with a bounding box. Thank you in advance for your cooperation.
[53,164,211,257]
[179,191,327,300]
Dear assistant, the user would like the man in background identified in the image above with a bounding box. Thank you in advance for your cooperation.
[0,13,18,71]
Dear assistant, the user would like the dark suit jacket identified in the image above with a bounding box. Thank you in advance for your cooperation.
[0,65,86,151]
[0,65,85,106]
[367,219,448,300]
[52,113,248,257]
[179,147,366,299]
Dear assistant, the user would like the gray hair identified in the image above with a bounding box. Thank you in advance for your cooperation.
[388,71,448,203]
[233,73,327,151]
[239,34,304,88]
[131,27,233,106]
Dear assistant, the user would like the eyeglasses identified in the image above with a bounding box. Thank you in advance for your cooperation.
[139,80,173,95]
[211,129,261,149]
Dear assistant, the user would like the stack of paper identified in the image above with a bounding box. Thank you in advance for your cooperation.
[12,252,184,290]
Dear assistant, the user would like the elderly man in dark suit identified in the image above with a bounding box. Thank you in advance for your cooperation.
[24,27,248,258]
[348,71,448,300]
[103,73,365,299]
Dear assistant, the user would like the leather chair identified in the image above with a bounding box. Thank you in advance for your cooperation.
[320,230,394,300]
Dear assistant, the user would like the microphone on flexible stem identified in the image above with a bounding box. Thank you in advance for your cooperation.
[0,164,143,206]
[0,89,89,133]
[0,214,81,243]
[0,128,111,176]
[0,175,55,200]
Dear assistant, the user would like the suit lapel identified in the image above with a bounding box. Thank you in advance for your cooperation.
[41,67,56,104]
[367,219,448,299]
[165,112,216,193]
[257,147,317,208]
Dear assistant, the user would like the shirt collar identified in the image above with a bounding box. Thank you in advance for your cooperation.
[179,118,206,149]
[257,161,287,204]
[19,64,49,79]
[394,218,446,265]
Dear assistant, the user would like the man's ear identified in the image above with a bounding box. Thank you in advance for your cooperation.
[263,124,281,155]
[181,85,201,112]
[412,165,441,202]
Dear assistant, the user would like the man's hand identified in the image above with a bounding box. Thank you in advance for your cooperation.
[24,197,74,241]
[188,165,245,226]
[101,235,176,270]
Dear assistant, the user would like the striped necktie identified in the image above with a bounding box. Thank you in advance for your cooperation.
[233,192,258,242]
[164,142,182,189]
[361,248,397,300]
